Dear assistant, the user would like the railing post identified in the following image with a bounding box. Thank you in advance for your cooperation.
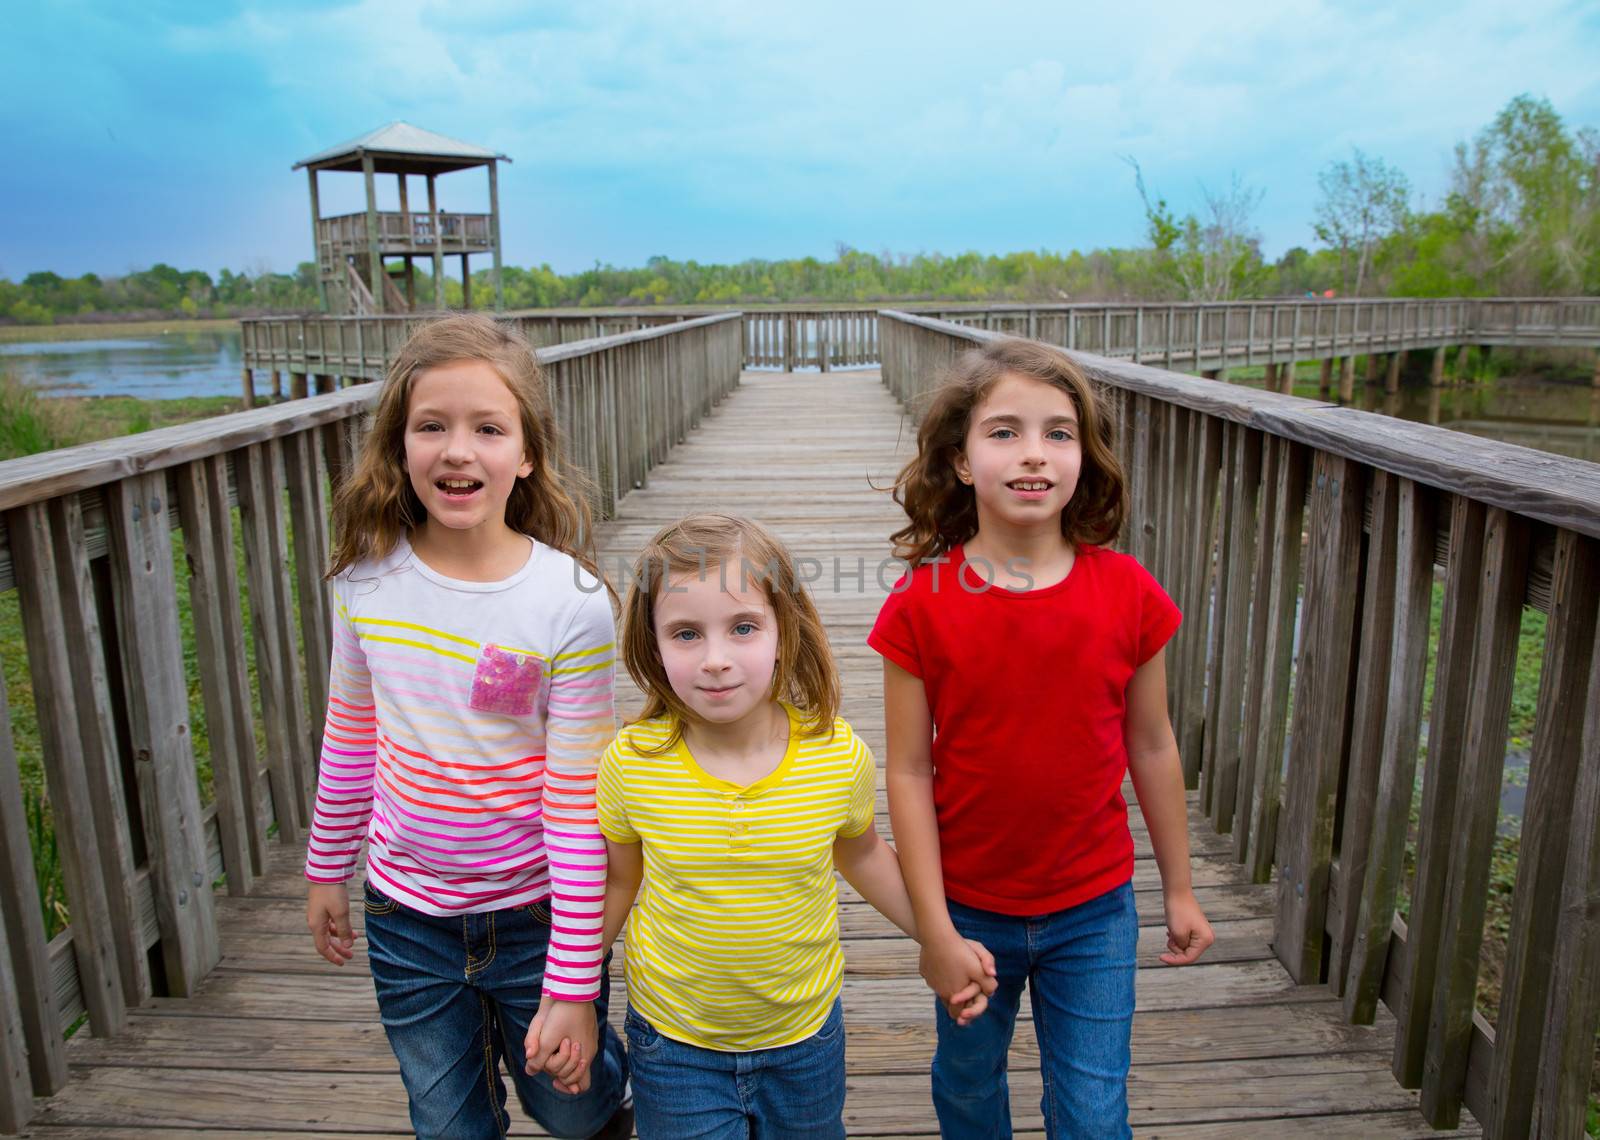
[104,473,222,997]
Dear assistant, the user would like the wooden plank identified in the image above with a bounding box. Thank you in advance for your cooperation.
[1343,480,1438,1024]
[1274,452,1366,983]
[0,670,68,1096]
[6,502,127,1036]
[236,442,310,840]
[47,496,150,1005]
[1180,417,1224,786]
[1531,598,1600,1136]
[0,881,34,1132]
[283,430,333,769]
[1487,531,1598,1137]
[104,473,222,997]
[1392,496,1486,1087]
[1231,435,1280,862]
[1418,508,1529,1127]
[1199,423,1238,815]
[1208,426,1262,835]
[174,459,258,897]
[1327,469,1401,995]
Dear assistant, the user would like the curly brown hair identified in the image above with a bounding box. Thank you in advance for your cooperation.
[327,313,599,579]
[890,337,1125,565]
[619,513,839,752]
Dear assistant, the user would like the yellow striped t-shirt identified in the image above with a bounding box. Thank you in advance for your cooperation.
[597,704,875,1051]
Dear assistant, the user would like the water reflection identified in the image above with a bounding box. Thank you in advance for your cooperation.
[0,329,243,400]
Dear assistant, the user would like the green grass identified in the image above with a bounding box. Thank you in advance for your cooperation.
[0,317,239,344]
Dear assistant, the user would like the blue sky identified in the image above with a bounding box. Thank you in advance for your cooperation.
[4,0,1598,279]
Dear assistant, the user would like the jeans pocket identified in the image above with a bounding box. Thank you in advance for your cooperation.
[624,1009,664,1055]
[362,881,400,916]
[812,998,845,1043]
[524,897,552,925]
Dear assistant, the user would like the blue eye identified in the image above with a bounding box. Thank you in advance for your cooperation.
[990,428,1016,439]
[479,424,505,435]
[671,629,699,642]
[1047,429,1073,441]
[733,622,756,636]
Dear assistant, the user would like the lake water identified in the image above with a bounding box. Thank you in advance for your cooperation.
[4,330,1598,462]
[0,328,245,400]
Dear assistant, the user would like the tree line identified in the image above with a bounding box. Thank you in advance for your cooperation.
[4,94,1595,326]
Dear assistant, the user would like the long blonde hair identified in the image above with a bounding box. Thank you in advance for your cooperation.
[890,337,1125,565]
[620,514,839,751]
[327,313,598,578]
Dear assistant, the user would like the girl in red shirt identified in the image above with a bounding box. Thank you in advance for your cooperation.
[869,336,1214,1138]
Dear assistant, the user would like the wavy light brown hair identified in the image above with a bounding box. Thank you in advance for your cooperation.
[620,513,839,751]
[327,313,598,578]
[890,337,1125,565]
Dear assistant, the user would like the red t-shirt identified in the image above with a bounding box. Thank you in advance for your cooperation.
[868,544,1181,916]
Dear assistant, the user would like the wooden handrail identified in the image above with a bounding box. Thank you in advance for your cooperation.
[878,309,1600,1137]
[0,313,743,1134]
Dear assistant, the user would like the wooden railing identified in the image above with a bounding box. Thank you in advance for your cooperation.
[245,299,1600,395]
[0,313,742,1134]
[879,310,1600,1138]
[315,210,493,254]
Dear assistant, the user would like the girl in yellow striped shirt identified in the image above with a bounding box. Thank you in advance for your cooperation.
[562,514,992,1138]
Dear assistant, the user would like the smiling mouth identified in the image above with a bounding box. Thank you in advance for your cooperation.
[436,478,483,496]
[1007,479,1053,491]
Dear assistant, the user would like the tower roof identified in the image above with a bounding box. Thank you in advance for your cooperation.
[293,122,510,174]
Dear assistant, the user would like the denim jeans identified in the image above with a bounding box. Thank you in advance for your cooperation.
[932,881,1138,1139]
[363,880,628,1139]
[624,998,846,1139]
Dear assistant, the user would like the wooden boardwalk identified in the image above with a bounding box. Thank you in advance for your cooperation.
[18,370,1479,1138]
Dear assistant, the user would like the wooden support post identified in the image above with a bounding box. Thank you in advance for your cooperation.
[1393,496,1487,1088]
[461,253,472,310]
[1274,453,1366,982]
[307,168,327,312]
[819,314,831,372]
[1532,601,1600,1136]
[1280,361,1296,394]
[1419,509,1529,1128]
[1319,357,1333,397]
[105,473,222,997]
[289,371,308,400]
[1386,351,1404,394]
[1263,362,1277,390]
[488,160,504,313]
[361,149,383,314]
[1366,352,1381,383]
[241,366,255,408]
[1432,347,1447,385]
[1592,350,1599,389]
[1456,344,1471,380]
[8,503,128,1034]
[428,173,444,310]
[1339,355,1356,402]
[1488,533,1599,1137]
[0,670,68,1099]
[270,370,283,399]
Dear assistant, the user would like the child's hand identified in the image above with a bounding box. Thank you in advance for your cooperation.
[1160,889,1215,965]
[306,883,355,966]
[524,997,598,1093]
[920,932,998,1025]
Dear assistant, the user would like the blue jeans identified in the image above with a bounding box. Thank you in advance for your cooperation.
[624,998,846,1139]
[363,881,628,1139]
[932,882,1138,1140]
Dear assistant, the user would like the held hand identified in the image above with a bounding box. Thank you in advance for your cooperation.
[524,997,598,1094]
[920,932,996,1025]
[1160,889,1215,966]
[306,883,355,966]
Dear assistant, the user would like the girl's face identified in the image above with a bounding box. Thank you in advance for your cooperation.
[403,360,533,540]
[653,563,780,731]
[955,371,1082,536]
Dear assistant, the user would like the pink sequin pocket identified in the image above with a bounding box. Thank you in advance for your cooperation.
[469,645,542,716]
